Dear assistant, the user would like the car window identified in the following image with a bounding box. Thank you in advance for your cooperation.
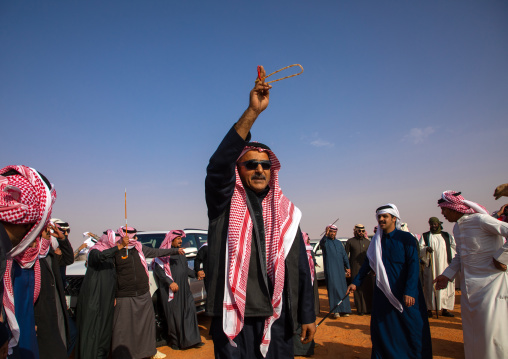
[137,233,166,248]
[182,234,197,249]
[194,233,207,248]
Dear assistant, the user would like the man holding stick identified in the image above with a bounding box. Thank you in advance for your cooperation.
[205,66,315,358]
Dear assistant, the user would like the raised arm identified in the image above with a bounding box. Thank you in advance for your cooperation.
[142,245,182,259]
[205,66,272,220]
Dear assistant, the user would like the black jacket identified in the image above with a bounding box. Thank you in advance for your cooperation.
[204,126,315,329]
[114,245,178,298]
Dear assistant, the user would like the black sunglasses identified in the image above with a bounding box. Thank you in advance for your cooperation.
[238,160,272,170]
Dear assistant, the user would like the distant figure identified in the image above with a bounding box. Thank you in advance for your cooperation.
[492,203,508,223]
[74,232,99,261]
[348,204,432,359]
[345,224,374,315]
[434,191,508,359]
[319,224,351,318]
[153,230,203,350]
[419,217,455,318]
[194,242,207,283]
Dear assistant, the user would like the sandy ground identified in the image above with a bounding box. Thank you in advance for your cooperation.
[157,283,465,358]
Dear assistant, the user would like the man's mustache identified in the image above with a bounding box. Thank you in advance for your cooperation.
[251,174,267,180]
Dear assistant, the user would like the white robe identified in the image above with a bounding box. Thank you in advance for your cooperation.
[441,213,508,359]
[419,233,456,311]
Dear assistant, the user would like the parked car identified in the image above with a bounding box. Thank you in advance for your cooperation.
[311,237,349,282]
[64,229,208,316]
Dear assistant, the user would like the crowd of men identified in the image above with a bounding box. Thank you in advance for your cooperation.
[1,67,508,359]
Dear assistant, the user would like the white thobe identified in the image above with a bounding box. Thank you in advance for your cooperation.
[441,213,508,359]
[419,232,456,311]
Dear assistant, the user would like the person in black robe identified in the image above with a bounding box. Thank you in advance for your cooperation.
[34,222,74,359]
[345,224,374,315]
[153,230,203,350]
[75,230,126,359]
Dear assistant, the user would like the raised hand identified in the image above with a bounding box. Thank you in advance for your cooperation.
[249,66,272,115]
[48,223,65,240]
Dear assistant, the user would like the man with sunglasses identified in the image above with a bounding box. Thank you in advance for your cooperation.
[345,224,374,315]
[205,66,316,359]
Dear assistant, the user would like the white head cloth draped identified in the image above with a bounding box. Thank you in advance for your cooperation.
[223,143,301,357]
[366,203,404,313]
[154,229,186,302]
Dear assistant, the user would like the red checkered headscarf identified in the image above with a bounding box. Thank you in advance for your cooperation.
[90,230,118,252]
[0,165,55,258]
[223,144,302,357]
[154,229,186,302]
[438,191,488,215]
[302,232,315,285]
[117,226,149,278]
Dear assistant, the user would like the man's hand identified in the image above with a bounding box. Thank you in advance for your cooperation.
[426,247,434,253]
[49,223,65,240]
[197,270,205,281]
[433,274,450,290]
[404,295,415,307]
[54,248,62,256]
[300,322,316,344]
[249,66,271,114]
[118,235,129,250]
[234,66,273,140]
[493,258,507,271]
[346,284,356,295]
[345,269,351,277]
[170,282,179,293]
[178,248,185,255]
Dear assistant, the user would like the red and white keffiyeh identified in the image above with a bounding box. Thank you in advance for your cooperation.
[38,238,51,259]
[438,191,489,215]
[90,229,117,252]
[117,226,149,278]
[223,144,301,357]
[0,165,56,258]
[0,165,56,353]
[154,229,186,302]
[367,203,404,313]
[302,232,315,285]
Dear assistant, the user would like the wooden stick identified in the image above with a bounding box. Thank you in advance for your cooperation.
[319,217,340,236]
[257,64,304,84]
[122,188,129,259]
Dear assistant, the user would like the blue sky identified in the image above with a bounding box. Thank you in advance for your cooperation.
[1,0,507,247]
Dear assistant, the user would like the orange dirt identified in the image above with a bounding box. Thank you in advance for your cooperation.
[157,283,464,358]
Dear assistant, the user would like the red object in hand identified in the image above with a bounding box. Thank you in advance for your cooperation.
[257,65,262,81]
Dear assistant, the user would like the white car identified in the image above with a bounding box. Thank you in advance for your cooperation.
[64,229,208,314]
[311,238,349,281]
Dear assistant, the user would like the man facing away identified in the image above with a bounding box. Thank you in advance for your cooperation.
[419,217,455,318]
[320,224,351,318]
[153,230,203,350]
[204,66,315,359]
[345,224,374,315]
[0,165,56,358]
[347,204,432,359]
[434,191,508,359]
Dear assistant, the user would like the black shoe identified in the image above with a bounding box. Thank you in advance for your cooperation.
[170,345,180,350]
[194,342,205,348]
[427,310,433,318]
[441,310,454,317]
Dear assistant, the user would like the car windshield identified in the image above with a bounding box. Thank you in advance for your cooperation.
[182,233,208,249]
[136,233,166,248]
